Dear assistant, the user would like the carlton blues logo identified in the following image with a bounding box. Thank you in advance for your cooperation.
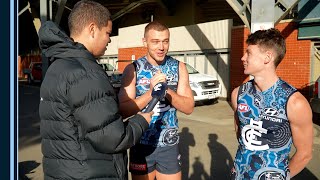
[241,118,269,151]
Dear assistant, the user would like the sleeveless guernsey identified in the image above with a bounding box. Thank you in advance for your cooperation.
[134,56,179,147]
[234,79,297,180]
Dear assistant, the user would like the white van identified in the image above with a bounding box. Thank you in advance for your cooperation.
[185,63,221,103]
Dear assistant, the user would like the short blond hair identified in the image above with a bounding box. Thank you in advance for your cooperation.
[144,21,169,38]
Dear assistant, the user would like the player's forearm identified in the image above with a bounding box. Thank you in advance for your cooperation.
[119,101,141,118]
[119,90,152,118]
[289,150,312,177]
[166,89,194,114]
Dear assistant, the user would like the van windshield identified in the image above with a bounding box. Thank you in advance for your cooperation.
[185,63,199,74]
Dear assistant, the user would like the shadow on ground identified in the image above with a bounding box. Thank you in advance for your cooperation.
[19,83,41,149]
[19,161,40,180]
[292,168,318,180]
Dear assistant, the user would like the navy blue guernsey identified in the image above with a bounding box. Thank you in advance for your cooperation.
[134,56,179,147]
[233,79,297,180]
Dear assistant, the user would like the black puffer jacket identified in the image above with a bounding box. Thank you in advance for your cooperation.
[38,21,148,180]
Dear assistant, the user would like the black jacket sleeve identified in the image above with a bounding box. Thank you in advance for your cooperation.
[68,71,148,153]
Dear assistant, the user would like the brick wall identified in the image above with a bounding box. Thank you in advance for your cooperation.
[276,22,311,98]
[18,55,42,78]
[230,22,312,99]
[118,47,147,72]
[230,26,250,95]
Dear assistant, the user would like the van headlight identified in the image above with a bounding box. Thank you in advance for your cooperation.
[190,82,200,88]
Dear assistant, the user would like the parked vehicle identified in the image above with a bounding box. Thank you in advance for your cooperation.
[99,62,222,100]
[23,62,42,84]
[185,63,221,104]
[109,72,122,90]
[99,62,122,91]
[310,76,320,120]
[100,63,116,77]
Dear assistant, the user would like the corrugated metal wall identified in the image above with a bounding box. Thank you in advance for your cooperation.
[105,19,232,54]
[103,36,119,55]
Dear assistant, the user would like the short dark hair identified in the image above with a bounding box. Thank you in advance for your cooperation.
[68,0,111,36]
[246,28,286,67]
[144,21,169,38]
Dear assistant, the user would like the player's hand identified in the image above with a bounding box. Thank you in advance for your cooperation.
[138,111,154,124]
[150,70,166,89]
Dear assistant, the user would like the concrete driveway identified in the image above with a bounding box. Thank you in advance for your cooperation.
[178,102,320,180]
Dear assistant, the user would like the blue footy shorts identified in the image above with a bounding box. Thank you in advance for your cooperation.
[129,143,181,175]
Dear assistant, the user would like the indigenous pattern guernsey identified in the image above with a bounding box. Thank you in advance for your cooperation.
[134,56,179,147]
[233,79,297,180]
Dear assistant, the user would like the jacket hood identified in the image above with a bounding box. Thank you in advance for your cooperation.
[38,21,94,62]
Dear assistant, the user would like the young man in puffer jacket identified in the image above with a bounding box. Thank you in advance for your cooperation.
[38,1,153,179]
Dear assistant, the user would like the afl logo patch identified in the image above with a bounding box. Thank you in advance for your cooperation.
[238,103,250,112]
[138,78,150,85]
